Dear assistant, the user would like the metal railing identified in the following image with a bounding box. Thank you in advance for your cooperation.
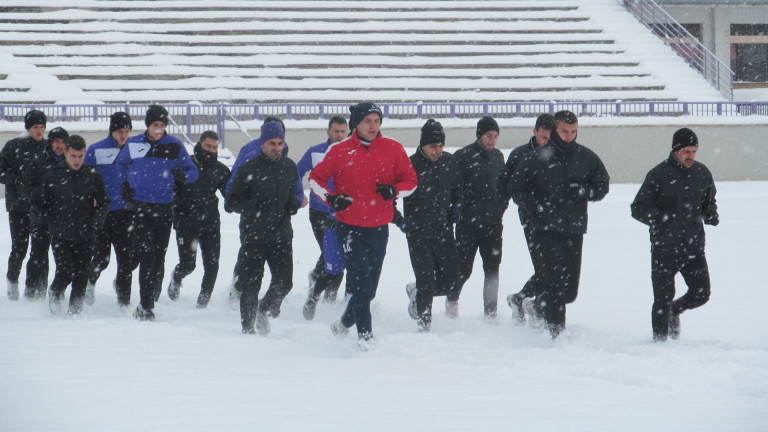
[1,102,765,147]
[623,0,734,100]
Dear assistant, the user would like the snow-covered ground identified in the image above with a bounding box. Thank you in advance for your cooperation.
[1,178,766,432]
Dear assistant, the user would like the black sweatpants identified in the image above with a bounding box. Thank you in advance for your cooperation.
[238,241,293,331]
[651,252,711,339]
[7,210,50,293]
[308,208,344,298]
[172,222,221,303]
[530,231,583,336]
[88,209,137,306]
[407,235,459,322]
[518,225,542,298]
[456,222,503,315]
[133,203,173,311]
[50,237,92,308]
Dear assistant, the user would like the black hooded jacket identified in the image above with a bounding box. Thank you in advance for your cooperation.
[631,152,718,255]
[224,152,298,244]
[503,136,539,227]
[173,145,231,229]
[508,135,610,236]
[0,136,48,212]
[30,161,110,243]
[403,148,463,239]
[453,140,508,229]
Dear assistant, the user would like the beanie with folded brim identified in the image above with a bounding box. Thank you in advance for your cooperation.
[25,110,47,130]
[420,119,445,147]
[260,121,285,142]
[476,116,499,138]
[349,102,383,131]
[145,105,169,127]
[672,127,698,151]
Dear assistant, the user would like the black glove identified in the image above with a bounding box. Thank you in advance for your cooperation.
[121,182,135,201]
[171,167,185,192]
[286,197,299,215]
[376,183,397,201]
[568,182,589,202]
[326,193,353,211]
[123,199,138,214]
[704,212,719,226]
[392,213,415,234]
[449,207,462,224]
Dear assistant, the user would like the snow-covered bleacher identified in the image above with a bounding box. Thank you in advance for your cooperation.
[0,0,720,104]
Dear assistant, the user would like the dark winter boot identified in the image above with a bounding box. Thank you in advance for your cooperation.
[668,305,681,340]
[167,278,181,301]
[417,310,432,333]
[196,292,210,309]
[133,304,155,322]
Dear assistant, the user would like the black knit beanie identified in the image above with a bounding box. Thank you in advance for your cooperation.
[110,111,133,132]
[349,102,383,131]
[144,105,169,127]
[25,110,47,130]
[476,116,499,138]
[420,119,445,147]
[47,127,69,146]
[672,128,698,151]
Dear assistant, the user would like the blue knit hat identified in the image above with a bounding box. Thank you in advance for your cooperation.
[260,121,285,142]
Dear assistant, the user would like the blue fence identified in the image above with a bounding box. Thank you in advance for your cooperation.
[623,0,734,100]
[1,102,765,147]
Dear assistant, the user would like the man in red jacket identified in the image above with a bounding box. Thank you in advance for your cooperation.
[309,102,417,348]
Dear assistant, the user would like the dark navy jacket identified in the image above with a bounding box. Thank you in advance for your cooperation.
[0,135,48,212]
[85,134,128,211]
[296,139,335,214]
[115,132,198,204]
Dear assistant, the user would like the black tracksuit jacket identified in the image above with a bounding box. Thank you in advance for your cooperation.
[453,141,508,229]
[224,152,299,244]
[508,137,610,236]
[173,153,231,230]
[30,162,110,243]
[403,148,463,239]
[631,152,719,256]
[0,136,48,212]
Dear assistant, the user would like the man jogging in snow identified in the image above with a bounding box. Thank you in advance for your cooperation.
[225,122,299,335]
[399,119,463,332]
[116,105,199,321]
[296,115,350,320]
[167,130,230,309]
[0,110,50,300]
[503,113,555,325]
[30,135,109,315]
[310,102,417,348]
[84,112,137,308]
[20,126,69,300]
[508,110,610,339]
[453,116,508,320]
[631,128,718,342]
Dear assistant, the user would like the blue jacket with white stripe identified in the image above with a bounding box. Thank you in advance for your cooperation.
[115,132,199,205]
[85,134,129,211]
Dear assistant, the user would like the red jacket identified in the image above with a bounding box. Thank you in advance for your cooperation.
[309,130,417,227]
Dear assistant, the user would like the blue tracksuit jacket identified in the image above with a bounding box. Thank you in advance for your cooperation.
[115,132,199,204]
[85,134,129,211]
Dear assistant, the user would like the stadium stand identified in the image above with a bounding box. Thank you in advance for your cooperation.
[0,0,696,104]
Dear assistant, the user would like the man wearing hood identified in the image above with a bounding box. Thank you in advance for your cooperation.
[19,126,69,300]
[0,110,50,300]
[115,104,199,321]
[453,116,508,320]
[631,128,718,342]
[508,110,610,338]
[167,130,230,308]
[84,111,137,307]
[225,122,299,335]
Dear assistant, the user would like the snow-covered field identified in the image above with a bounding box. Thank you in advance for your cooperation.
[1,179,766,432]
